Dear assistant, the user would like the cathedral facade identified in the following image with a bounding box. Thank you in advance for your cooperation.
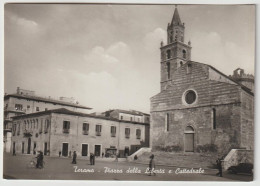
[150,7,254,154]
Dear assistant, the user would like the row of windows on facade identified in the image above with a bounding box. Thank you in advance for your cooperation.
[164,108,217,131]
[13,120,142,139]
[163,49,187,60]
[14,104,48,112]
[64,121,142,139]
[12,119,50,136]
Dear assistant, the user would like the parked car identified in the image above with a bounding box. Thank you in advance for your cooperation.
[228,163,253,175]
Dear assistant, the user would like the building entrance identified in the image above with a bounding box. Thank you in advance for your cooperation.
[184,126,195,152]
[62,143,69,156]
[94,145,101,156]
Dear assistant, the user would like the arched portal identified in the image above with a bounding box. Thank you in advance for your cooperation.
[184,126,195,152]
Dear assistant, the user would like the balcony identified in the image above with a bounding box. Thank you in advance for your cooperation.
[83,130,89,135]
[4,107,26,113]
[111,133,116,137]
[136,135,141,139]
[23,130,32,137]
[63,129,70,134]
[44,129,48,133]
[96,131,101,136]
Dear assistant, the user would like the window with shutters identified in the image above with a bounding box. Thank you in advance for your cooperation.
[136,129,141,139]
[111,126,116,137]
[125,128,130,138]
[44,119,49,133]
[82,123,89,135]
[63,121,70,133]
[96,125,102,136]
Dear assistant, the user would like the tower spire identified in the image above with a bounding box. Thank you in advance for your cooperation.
[171,6,182,25]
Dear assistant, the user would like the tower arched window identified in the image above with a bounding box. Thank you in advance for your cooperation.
[166,50,171,59]
[170,36,173,43]
[183,50,187,59]
[167,62,171,79]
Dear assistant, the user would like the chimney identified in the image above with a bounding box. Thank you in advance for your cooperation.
[17,87,20,94]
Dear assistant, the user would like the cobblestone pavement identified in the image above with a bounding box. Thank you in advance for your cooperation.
[3,153,253,181]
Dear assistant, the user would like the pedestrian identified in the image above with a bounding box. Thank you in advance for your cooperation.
[134,155,138,160]
[69,151,72,158]
[72,151,77,164]
[115,152,119,162]
[102,152,104,158]
[59,151,61,157]
[216,156,223,177]
[93,154,95,165]
[90,153,95,165]
[148,154,155,176]
[36,151,44,169]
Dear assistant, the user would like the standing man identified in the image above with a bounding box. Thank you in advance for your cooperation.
[148,154,156,176]
[72,151,77,164]
[216,156,223,177]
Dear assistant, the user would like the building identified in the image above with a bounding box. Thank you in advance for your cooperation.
[11,108,149,157]
[150,7,254,154]
[4,87,91,152]
[102,109,150,123]
[101,109,150,147]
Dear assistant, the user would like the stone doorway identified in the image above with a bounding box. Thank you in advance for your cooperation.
[184,126,195,152]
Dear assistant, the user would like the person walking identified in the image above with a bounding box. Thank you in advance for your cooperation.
[148,154,156,176]
[72,151,77,164]
[36,151,44,169]
[216,156,223,177]
[59,151,61,157]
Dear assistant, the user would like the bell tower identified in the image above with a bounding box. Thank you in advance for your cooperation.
[160,6,192,90]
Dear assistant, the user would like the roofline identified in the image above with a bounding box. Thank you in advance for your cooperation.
[187,61,254,96]
[4,94,92,110]
[11,108,150,126]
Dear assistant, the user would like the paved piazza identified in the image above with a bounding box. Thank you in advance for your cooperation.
[3,153,252,181]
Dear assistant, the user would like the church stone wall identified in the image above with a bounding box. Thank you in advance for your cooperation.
[240,90,254,150]
[151,103,241,154]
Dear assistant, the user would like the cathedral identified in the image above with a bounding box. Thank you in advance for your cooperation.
[150,7,254,154]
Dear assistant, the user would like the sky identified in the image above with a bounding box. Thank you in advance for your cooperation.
[4,4,255,113]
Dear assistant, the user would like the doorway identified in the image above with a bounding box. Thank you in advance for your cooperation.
[22,142,24,154]
[13,142,16,155]
[62,143,69,157]
[184,126,195,152]
[82,144,88,156]
[124,146,130,157]
[27,138,31,154]
[94,145,101,156]
[33,142,36,155]
[44,142,48,155]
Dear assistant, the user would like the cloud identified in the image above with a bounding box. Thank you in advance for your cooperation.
[191,31,254,75]
[85,46,119,64]
[6,11,39,34]
[143,28,167,52]
[84,41,132,65]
